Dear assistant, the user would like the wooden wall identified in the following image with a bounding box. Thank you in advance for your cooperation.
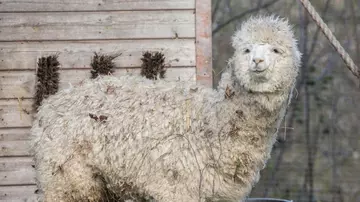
[0,0,212,201]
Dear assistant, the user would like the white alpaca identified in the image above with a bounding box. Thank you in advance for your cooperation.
[31,15,301,202]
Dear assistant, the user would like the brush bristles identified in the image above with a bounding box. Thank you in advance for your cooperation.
[140,51,166,80]
[90,52,120,79]
[33,55,60,112]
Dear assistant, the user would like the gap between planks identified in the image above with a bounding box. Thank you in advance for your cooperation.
[0,0,195,12]
[0,37,195,43]
[0,66,194,72]
[0,8,195,14]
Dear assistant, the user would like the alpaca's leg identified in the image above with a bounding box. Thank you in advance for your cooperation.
[41,157,105,202]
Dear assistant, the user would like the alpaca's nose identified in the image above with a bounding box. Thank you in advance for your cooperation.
[253,58,264,64]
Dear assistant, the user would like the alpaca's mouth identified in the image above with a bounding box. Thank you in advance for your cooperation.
[251,69,267,74]
[250,69,268,82]
[254,69,266,73]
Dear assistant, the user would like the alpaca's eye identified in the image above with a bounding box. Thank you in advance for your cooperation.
[244,49,250,54]
[273,48,280,54]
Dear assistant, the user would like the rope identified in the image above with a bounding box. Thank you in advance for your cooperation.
[298,0,360,79]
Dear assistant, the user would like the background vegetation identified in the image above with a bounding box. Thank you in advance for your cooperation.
[212,0,360,201]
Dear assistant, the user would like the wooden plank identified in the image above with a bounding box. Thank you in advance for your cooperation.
[195,0,213,87]
[0,67,196,100]
[0,128,31,157]
[0,157,36,185]
[0,99,33,128]
[0,71,35,100]
[0,0,195,12]
[0,39,195,70]
[0,141,30,157]
[0,67,196,127]
[0,185,38,202]
[0,11,195,41]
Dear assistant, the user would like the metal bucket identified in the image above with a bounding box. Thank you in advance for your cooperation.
[246,198,293,202]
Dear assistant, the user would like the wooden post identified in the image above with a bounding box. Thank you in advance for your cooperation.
[195,0,213,87]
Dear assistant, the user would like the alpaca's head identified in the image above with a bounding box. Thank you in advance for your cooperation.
[229,15,301,93]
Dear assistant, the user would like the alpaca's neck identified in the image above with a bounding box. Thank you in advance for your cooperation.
[228,89,287,139]
[230,83,290,143]
[214,79,292,189]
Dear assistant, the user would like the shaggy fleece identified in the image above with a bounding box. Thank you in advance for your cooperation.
[31,15,301,202]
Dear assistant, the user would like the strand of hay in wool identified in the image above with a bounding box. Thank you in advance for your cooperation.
[90,52,121,79]
[33,54,60,112]
[17,97,23,120]
[140,51,167,80]
[185,98,191,131]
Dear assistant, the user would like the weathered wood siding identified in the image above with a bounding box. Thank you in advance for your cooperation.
[0,0,212,201]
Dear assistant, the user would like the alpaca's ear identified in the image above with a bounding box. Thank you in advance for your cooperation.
[231,32,242,51]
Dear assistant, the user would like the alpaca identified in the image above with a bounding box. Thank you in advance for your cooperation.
[31,15,301,202]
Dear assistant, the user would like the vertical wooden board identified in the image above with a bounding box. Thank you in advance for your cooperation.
[0,157,36,185]
[0,11,195,41]
[195,0,213,87]
[0,0,196,12]
[0,185,38,202]
[0,39,196,70]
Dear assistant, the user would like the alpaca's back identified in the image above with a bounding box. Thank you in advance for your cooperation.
[31,74,231,201]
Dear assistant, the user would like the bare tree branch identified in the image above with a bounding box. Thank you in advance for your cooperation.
[212,0,221,23]
[350,0,360,66]
[306,0,331,66]
[224,0,236,31]
[212,0,280,35]
[256,0,265,7]
[330,96,340,202]
[297,3,315,201]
